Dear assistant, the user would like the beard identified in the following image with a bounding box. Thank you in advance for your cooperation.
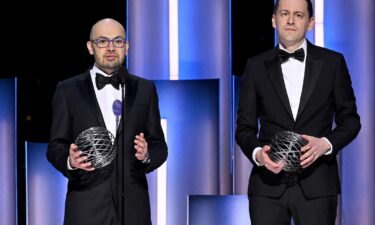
[96,56,125,74]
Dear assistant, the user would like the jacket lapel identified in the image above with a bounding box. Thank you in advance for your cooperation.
[296,43,322,120]
[77,71,106,127]
[265,49,294,120]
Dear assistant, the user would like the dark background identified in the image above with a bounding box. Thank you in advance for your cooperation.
[0,1,273,223]
[1,0,127,142]
[231,1,274,76]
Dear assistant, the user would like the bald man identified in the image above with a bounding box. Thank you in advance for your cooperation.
[47,18,168,225]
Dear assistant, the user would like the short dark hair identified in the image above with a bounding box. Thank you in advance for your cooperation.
[274,0,313,18]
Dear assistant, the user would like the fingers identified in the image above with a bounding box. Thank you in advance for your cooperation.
[134,133,148,161]
[300,145,315,161]
[69,144,94,171]
[301,134,312,140]
[264,160,284,174]
[263,145,271,153]
[299,135,324,169]
[300,151,317,168]
[300,135,311,153]
[261,145,284,174]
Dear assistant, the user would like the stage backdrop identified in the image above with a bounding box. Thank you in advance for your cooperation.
[127,0,231,197]
[325,0,375,224]
[0,78,17,225]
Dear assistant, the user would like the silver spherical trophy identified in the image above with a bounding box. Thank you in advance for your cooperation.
[269,131,308,172]
[75,127,116,168]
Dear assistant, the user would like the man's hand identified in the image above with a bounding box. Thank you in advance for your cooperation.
[300,135,331,169]
[256,145,284,174]
[69,144,95,171]
[134,133,149,161]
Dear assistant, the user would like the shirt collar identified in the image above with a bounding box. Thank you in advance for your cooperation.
[279,39,307,54]
[91,65,112,77]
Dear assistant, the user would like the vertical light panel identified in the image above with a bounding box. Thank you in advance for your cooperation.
[325,0,375,224]
[155,80,219,225]
[0,78,17,225]
[188,195,250,225]
[127,0,170,80]
[178,0,231,195]
[157,119,168,225]
[26,142,67,225]
[169,0,179,80]
[314,0,324,47]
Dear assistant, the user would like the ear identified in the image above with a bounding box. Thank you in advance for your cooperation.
[87,41,94,55]
[307,17,315,31]
[272,14,277,29]
[124,41,129,55]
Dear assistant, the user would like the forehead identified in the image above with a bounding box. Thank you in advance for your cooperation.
[92,22,125,38]
[277,0,308,13]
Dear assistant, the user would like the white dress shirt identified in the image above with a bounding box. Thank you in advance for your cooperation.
[90,65,123,136]
[280,41,307,121]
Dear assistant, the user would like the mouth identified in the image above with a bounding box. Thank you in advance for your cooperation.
[284,27,297,32]
[105,54,118,61]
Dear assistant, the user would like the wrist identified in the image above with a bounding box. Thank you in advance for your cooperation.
[142,152,151,164]
[255,150,264,166]
[252,147,263,166]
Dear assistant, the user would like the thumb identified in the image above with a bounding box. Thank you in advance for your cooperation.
[301,134,311,141]
[263,145,271,152]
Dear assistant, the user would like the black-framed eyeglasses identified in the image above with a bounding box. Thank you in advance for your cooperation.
[91,37,127,48]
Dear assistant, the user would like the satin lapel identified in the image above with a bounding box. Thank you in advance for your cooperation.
[117,77,138,136]
[77,73,106,127]
[265,51,294,120]
[296,45,322,120]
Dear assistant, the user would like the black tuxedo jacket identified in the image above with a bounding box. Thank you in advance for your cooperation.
[236,42,360,198]
[47,68,168,225]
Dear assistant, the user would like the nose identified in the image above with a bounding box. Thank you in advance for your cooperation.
[107,41,115,50]
[287,15,295,24]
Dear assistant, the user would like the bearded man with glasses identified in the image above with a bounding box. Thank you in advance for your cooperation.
[47,18,168,225]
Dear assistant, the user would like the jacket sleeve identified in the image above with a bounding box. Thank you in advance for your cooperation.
[46,81,76,179]
[326,54,361,157]
[143,82,168,173]
[235,60,261,166]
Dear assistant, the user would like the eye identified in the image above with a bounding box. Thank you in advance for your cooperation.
[114,39,124,45]
[98,39,108,45]
[96,38,108,47]
[296,13,304,18]
[280,11,288,17]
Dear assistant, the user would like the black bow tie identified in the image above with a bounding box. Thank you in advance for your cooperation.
[278,48,305,63]
[95,73,120,90]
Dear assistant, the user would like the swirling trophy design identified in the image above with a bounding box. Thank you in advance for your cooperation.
[268,131,308,172]
[75,127,116,168]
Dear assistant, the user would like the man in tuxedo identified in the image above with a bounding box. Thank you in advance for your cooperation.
[235,0,360,224]
[47,18,168,225]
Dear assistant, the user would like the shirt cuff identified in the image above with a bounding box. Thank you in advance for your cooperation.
[322,137,333,155]
[252,147,264,166]
[67,157,77,170]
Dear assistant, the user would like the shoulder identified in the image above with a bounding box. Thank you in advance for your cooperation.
[247,48,278,64]
[128,73,149,82]
[244,48,278,72]
[128,73,155,88]
[308,43,345,61]
[59,70,90,86]
[53,70,92,96]
[241,48,278,76]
